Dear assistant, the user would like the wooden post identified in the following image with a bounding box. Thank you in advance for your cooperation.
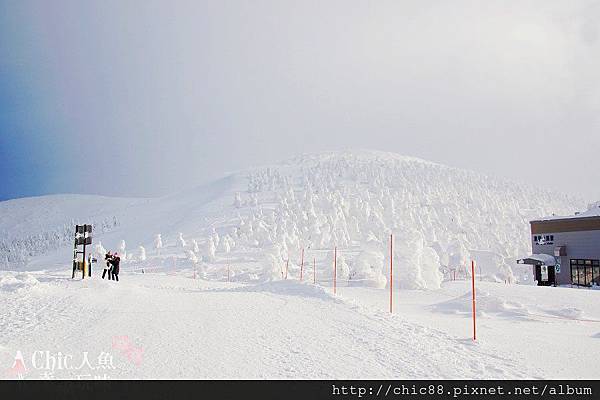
[72,232,77,279]
[390,234,393,314]
[300,248,304,281]
[471,260,476,341]
[333,247,337,295]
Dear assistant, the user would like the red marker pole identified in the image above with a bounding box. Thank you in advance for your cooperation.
[313,257,316,284]
[333,247,337,295]
[389,234,393,314]
[300,248,304,281]
[471,260,476,341]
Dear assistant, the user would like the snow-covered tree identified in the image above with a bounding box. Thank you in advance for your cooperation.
[337,255,351,281]
[211,229,220,247]
[219,235,231,253]
[94,241,107,258]
[154,234,163,255]
[234,192,243,208]
[204,238,216,262]
[178,233,186,248]
[118,240,127,258]
[138,246,146,261]
[447,238,470,271]
[186,249,198,264]
[350,233,386,288]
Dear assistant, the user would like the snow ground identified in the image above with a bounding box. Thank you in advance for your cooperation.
[1,269,598,380]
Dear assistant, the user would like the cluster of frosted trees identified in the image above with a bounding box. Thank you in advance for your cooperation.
[151,230,236,268]
[0,216,120,270]
[227,152,579,287]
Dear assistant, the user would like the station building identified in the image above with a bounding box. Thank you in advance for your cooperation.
[518,205,600,287]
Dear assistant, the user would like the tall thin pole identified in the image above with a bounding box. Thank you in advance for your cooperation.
[471,260,477,341]
[333,247,337,295]
[313,257,316,284]
[285,259,289,280]
[300,248,304,281]
[390,234,393,314]
[82,225,87,280]
[72,227,77,279]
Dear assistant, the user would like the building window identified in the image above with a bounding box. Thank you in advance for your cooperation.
[569,259,600,286]
[571,265,578,285]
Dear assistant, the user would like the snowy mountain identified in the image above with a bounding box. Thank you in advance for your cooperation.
[0,150,583,287]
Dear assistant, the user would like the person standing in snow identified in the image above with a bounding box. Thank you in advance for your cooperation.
[103,251,113,280]
[111,253,121,282]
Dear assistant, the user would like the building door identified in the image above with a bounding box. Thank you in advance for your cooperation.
[535,265,556,286]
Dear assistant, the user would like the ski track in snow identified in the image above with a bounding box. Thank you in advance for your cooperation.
[0,272,539,379]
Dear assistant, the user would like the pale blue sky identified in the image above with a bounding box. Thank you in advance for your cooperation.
[1,0,599,201]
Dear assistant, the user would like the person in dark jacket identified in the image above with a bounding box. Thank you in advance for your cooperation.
[111,253,121,281]
[103,251,113,280]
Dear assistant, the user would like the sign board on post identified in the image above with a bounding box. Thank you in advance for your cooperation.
[541,265,549,281]
[554,256,561,273]
[73,224,93,279]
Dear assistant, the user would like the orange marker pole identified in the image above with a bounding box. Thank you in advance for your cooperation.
[300,248,304,281]
[390,234,393,314]
[333,247,337,295]
[471,260,476,341]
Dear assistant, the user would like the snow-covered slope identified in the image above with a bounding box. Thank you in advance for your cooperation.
[0,150,584,288]
[0,194,143,268]
[1,270,598,379]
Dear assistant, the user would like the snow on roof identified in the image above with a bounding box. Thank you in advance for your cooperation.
[534,201,600,221]
[518,254,557,266]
